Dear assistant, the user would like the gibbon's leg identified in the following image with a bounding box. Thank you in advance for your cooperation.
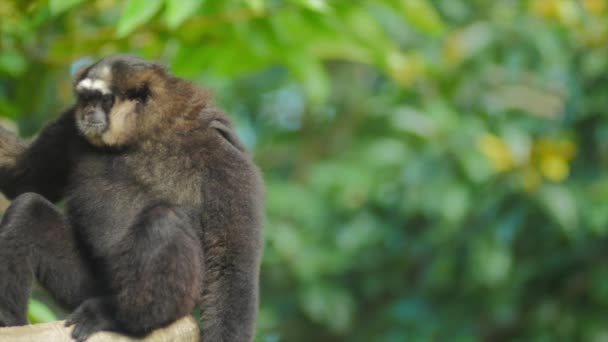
[0,193,102,326]
[66,204,202,341]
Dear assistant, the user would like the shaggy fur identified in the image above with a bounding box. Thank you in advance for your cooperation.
[0,55,264,342]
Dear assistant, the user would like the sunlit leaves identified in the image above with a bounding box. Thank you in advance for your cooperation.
[478,132,576,189]
[478,133,516,172]
[116,0,163,37]
[443,23,493,64]
[243,0,265,13]
[385,50,426,86]
[165,0,203,29]
[289,0,330,13]
[530,0,581,27]
[533,138,576,182]
[584,0,607,14]
[394,0,446,36]
[49,0,85,15]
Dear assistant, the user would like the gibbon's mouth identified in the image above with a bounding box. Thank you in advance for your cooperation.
[77,119,108,137]
[83,121,106,127]
[81,121,107,130]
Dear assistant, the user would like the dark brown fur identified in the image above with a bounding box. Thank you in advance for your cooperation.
[0,55,264,342]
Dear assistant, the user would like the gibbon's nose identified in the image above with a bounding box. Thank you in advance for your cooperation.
[84,108,106,125]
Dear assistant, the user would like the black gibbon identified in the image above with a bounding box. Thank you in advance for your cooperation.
[0,55,264,342]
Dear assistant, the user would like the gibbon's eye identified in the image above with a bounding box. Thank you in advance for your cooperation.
[77,92,95,103]
[101,94,115,113]
[125,85,150,103]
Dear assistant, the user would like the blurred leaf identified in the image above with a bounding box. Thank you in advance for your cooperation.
[472,241,512,286]
[337,212,382,251]
[300,284,354,333]
[365,138,408,166]
[478,133,516,172]
[271,222,303,260]
[49,0,85,15]
[396,0,446,35]
[391,106,438,138]
[0,99,18,119]
[116,0,163,37]
[441,184,470,224]
[444,22,492,64]
[27,299,57,324]
[0,52,27,77]
[164,0,203,29]
[287,56,330,105]
[538,185,579,234]
[290,0,330,13]
[171,46,210,77]
[243,0,266,13]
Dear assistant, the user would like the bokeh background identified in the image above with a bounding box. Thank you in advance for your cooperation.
[2,0,608,340]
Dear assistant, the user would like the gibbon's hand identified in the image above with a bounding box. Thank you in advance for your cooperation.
[0,125,24,169]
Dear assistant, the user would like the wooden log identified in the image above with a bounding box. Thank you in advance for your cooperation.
[0,316,199,342]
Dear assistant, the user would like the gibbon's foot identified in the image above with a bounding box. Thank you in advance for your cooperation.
[65,298,120,342]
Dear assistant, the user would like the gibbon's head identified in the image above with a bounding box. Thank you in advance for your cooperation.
[72,55,204,147]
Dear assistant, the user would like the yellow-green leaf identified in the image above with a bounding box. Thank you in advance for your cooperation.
[399,0,446,36]
[0,52,27,77]
[290,0,330,13]
[243,0,265,13]
[288,56,330,105]
[49,0,85,15]
[28,299,57,324]
[116,0,163,38]
[165,0,203,29]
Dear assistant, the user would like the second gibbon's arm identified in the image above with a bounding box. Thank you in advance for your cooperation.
[0,110,80,202]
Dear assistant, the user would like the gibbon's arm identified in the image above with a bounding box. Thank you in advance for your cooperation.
[197,118,264,342]
[0,110,79,202]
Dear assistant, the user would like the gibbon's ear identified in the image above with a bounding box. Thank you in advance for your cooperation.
[70,57,95,81]
[210,120,245,153]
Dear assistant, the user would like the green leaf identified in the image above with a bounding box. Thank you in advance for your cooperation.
[472,241,512,287]
[397,0,446,36]
[165,0,203,29]
[289,0,330,12]
[27,299,57,324]
[49,0,85,15]
[287,56,330,105]
[441,184,470,224]
[0,52,27,77]
[243,0,265,13]
[0,100,18,119]
[116,0,164,38]
[539,185,579,234]
[299,284,354,333]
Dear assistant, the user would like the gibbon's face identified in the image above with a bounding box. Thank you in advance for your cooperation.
[73,55,162,147]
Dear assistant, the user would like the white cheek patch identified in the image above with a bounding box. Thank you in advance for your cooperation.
[101,100,137,146]
[76,78,111,94]
[77,78,92,89]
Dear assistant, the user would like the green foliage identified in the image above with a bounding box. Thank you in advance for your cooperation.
[27,298,57,324]
[117,0,164,37]
[2,0,608,340]
[165,0,204,29]
[48,0,85,15]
